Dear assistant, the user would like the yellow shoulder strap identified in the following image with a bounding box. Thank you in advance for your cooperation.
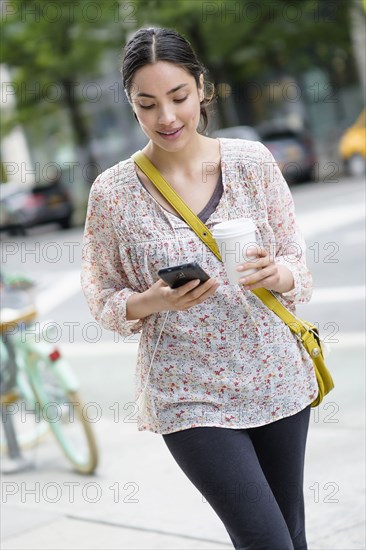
[131,150,304,337]
[132,151,221,261]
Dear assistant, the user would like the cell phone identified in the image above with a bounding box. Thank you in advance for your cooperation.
[158,262,210,289]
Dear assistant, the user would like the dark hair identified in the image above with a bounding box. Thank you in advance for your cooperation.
[121,27,214,132]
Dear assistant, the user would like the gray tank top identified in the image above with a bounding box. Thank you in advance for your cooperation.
[137,171,223,224]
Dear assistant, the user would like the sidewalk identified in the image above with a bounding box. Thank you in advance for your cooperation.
[1,346,365,550]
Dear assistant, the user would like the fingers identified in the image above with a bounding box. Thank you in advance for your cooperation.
[155,275,219,312]
[189,278,219,297]
[242,275,279,290]
[239,266,280,290]
[237,257,266,271]
[239,264,274,283]
[246,245,267,258]
[236,247,271,273]
[183,279,219,307]
[175,278,202,296]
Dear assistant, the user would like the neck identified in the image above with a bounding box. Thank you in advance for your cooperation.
[144,132,211,174]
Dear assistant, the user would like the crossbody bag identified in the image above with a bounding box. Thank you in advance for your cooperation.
[132,151,334,407]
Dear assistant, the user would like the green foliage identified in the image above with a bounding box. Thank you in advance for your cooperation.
[0,0,357,137]
[1,0,126,136]
[133,0,354,81]
[0,160,8,183]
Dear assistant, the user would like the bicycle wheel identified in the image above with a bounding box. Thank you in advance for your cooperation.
[28,357,99,475]
[1,337,50,452]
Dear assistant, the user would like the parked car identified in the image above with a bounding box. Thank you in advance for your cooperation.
[338,107,366,177]
[211,125,260,142]
[0,181,73,235]
[256,121,317,183]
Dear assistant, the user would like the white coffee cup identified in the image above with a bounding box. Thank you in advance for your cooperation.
[211,218,259,285]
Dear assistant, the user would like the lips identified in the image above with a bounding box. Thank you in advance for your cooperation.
[156,126,184,139]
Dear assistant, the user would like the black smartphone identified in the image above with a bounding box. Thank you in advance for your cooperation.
[158,262,210,289]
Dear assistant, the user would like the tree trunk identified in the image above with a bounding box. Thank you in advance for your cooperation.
[61,78,99,184]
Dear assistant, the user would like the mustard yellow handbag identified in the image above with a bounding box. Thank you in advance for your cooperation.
[132,151,334,407]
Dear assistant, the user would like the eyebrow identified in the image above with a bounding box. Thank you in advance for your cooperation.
[135,83,189,98]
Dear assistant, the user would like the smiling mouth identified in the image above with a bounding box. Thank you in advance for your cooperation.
[157,127,183,136]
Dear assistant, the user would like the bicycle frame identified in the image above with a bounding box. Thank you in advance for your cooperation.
[1,317,99,474]
[10,320,80,394]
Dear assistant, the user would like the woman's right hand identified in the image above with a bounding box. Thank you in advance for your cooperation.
[146,277,220,313]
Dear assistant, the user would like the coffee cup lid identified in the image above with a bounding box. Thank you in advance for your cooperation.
[212,218,256,238]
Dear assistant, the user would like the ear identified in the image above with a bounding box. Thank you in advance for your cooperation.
[198,73,204,102]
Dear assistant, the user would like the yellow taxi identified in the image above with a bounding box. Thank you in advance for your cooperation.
[339,107,366,176]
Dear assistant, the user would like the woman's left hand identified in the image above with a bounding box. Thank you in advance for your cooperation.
[236,246,294,293]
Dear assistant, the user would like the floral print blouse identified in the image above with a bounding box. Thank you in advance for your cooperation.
[81,138,318,434]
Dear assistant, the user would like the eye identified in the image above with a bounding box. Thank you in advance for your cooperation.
[174,96,188,103]
[139,104,154,110]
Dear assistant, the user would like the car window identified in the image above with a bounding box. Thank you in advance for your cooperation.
[32,184,60,195]
[4,192,29,208]
[261,131,296,140]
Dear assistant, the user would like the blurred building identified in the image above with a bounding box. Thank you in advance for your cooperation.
[83,55,147,172]
[0,65,34,186]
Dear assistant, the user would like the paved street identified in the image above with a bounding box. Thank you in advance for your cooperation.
[1,175,365,549]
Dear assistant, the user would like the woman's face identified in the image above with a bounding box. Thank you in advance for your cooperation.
[129,61,204,152]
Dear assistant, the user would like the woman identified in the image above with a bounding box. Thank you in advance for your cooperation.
[81,27,318,550]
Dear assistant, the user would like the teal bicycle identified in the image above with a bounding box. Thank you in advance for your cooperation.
[0,276,99,474]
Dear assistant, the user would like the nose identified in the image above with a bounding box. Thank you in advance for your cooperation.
[157,104,176,126]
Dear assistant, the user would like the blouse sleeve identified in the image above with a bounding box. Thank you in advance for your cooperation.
[80,175,144,337]
[256,141,313,305]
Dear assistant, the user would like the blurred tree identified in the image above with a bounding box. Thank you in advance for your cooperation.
[0,160,8,183]
[133,0,355,127]
[350,0,366,94]
[1,0,358,163]
[1,0,128,183]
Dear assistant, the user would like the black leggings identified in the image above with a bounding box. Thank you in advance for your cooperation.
[162,405,311,550]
